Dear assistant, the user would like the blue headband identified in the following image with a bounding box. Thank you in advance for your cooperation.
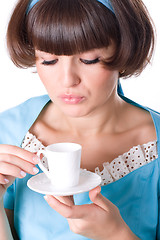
[27,0,114,14]
[97,0,114,13]
[27,0,39,13]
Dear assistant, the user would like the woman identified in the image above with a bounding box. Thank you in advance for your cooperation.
[0,0,159,239]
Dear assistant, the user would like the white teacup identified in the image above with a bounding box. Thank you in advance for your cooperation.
[37,143,82,189]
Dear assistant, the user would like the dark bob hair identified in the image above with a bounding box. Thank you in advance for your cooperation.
[7,0,155,78]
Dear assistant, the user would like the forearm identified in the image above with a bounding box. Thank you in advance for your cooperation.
[0,199,14,240]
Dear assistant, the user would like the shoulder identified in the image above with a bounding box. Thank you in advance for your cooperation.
[0,95,50,146]
[0,94,50,114]
[0,94,50,126]
[120,95,160,141]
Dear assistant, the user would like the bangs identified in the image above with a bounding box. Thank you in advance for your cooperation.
[7,0,155,76]
[27,0,118,55]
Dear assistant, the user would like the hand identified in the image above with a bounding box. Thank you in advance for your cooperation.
[44,186,138,240]
[0,144,39,200]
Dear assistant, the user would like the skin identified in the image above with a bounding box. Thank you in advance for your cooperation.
[35,47,120,119]
[1,46,156,239]
[33,46,154,239]
[0,146,39,239]
[43,188,139,240]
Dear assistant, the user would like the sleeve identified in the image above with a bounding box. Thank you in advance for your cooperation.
[3,184,14,210]
[157,155,160,239]
[157,189,160,239]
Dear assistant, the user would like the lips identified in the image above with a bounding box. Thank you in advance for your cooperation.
[59,94,85,104]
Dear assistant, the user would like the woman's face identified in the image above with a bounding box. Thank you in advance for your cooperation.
[35,47,119,118]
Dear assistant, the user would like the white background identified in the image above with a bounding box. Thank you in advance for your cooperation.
[0,0,159,112]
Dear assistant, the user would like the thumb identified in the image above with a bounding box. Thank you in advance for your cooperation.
[89,186,114,212]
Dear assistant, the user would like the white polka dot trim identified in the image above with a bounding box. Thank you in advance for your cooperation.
[21,132,158,186]
[95,140,158,185]
[21,132,45,152]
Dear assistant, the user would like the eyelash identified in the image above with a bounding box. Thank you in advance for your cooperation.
[80,58,100,64]
[41,58,100,66]
[42,59,58,65]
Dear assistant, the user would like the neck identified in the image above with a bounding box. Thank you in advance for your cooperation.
[51,93,125,137]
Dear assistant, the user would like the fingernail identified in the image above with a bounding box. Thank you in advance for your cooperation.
[44,195,50,202]
[44,195,47,200]
[4,179,9,183]
[33,167,39,174]
[20,171,26,177]
[33,156,40,164]
[96,186,101,194]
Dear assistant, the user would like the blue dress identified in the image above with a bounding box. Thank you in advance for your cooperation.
[1,94,160,240]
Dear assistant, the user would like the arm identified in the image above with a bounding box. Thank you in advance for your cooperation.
[0,199,14,240]
[0,144,40,240]
[5,208,19,240]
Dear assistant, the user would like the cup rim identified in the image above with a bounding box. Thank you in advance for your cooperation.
[46,142,82,153]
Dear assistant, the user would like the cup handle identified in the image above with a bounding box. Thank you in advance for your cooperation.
[37,150,50,178]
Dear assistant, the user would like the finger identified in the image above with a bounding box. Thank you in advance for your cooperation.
[0,175,15,186]
[44,195,73,218]
[54,195,74,206]
[89,186,115,212]
[44,195,86,219]
[0,174,10,184]
[0,162,27,178]
[0,161,39,179]
[0,145,39,164]
[0,154,39,175]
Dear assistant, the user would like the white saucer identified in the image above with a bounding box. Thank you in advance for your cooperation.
[27,169,102,196]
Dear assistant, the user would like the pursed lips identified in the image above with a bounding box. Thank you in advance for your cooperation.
[58,94,85,104]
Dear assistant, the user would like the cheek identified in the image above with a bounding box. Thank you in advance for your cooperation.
[36,65,52,87]
[91,71,118,94]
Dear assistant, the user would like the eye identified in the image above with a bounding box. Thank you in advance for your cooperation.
[41,59,58,65]
[80,58,100,65]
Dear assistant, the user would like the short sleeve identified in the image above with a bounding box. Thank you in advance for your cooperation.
[157,186,160,239]
[157,160,160,239]
[3,184,14,210]
[158,206,160,239]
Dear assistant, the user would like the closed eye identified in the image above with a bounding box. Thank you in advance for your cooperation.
[41,59,58,65]
[80,58,100,65]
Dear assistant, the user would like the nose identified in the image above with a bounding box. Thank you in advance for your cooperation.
[61,60,81,88]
